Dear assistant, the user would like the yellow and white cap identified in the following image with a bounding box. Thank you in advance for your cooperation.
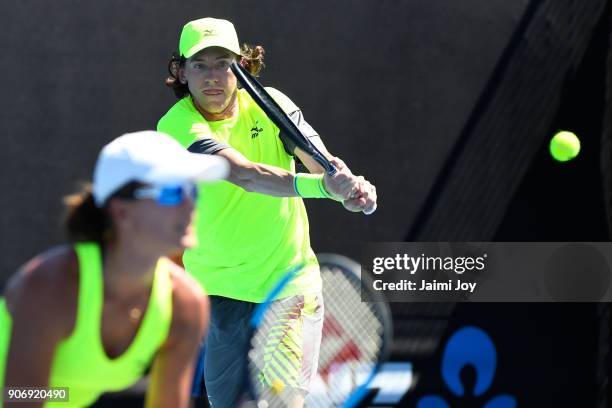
[179,17,241,58]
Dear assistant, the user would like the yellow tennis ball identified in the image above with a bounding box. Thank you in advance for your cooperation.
[270,378,285,394]
[550,131,580,162]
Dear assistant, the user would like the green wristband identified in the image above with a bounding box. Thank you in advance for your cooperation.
[294,173,334,199]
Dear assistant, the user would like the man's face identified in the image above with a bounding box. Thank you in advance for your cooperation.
[180,47,237,116]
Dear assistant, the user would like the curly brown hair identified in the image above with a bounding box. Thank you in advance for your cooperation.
[165,44,266,99]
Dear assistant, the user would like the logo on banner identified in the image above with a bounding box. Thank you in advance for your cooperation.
[417,326,516,408]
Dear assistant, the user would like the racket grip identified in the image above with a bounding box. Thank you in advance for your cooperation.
[363,203,377,215]
[313,152,336,176]
[326,165,338,176]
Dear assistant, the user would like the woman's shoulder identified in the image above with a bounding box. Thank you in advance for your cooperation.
[164,260,207,307]
[4,244,79,336]
[5,245,79,299]
[163,259,208,333]
[158,259,209,347]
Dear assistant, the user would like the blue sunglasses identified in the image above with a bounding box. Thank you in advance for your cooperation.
[132,183,198,206]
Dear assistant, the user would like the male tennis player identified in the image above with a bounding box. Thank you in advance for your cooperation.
[158,17,377,407]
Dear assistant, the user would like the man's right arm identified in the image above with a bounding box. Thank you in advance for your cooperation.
[163,114,358,200]
[213,147,358,200]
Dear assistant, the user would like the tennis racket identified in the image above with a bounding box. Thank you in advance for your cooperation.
[230,62,376,215]
[245,254,393,407]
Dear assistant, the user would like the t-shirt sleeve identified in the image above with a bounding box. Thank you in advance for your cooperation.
[263,87,324,156]
[278,110,323,156]
[265,87,299,114]
[157,100,230,154]
[187,136,230,155]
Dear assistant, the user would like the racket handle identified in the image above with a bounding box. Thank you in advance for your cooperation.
[326,165,338,176]
[312,151,337,176]
[363,203,377,215]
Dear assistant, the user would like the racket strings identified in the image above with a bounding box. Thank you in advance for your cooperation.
[250,301,310,407]
[252,298,306,390]
[313,266,384,405]
[248,264,387,407]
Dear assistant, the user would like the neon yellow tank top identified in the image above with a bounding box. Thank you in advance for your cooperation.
[0,243,173,407]
[158,88,322,302]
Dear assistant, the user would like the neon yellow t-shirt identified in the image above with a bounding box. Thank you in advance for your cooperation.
[157,88,321,302]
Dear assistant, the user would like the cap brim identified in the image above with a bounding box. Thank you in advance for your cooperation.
[145,153,229,185]
[184,39,240,58]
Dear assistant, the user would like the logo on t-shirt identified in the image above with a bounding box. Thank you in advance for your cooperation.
[251,121,263,139]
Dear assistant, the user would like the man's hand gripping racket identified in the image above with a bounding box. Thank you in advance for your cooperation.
[230,62,377,215]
